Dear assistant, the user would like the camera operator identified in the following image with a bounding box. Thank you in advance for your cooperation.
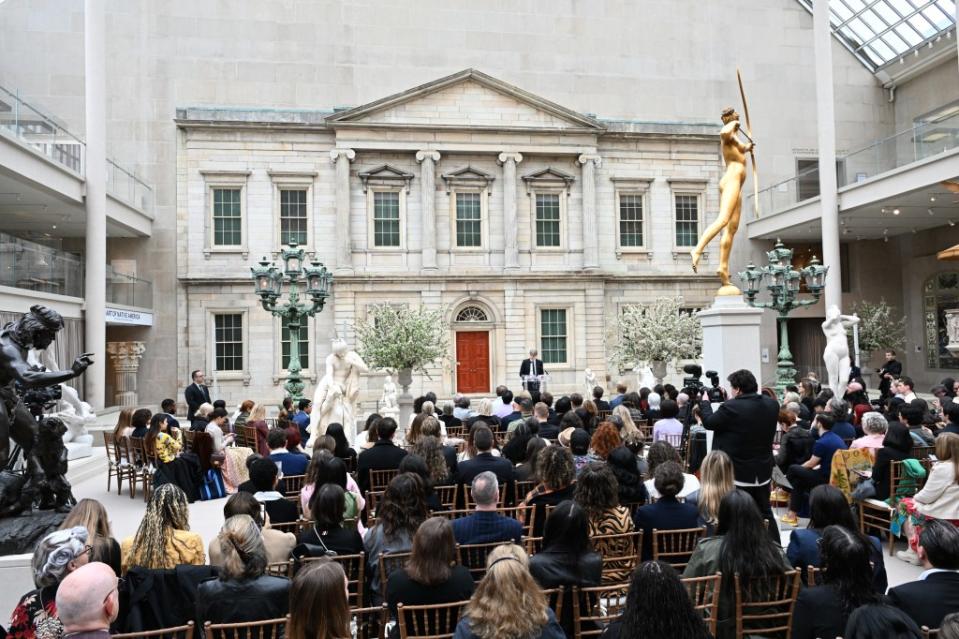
[705,370,727,404]
[704,368,779,540]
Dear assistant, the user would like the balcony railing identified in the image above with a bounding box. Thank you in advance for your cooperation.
[0,233,84,298]
[0,85,154,215]
[106,265,153,309]
[750,110,959,218]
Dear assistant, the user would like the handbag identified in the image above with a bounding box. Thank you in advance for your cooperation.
[199,468,226,501]
[852,478,876,500]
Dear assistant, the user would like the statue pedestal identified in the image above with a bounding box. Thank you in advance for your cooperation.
[398,394,414,437]
[698,295,764,384]
[65,438,93,461]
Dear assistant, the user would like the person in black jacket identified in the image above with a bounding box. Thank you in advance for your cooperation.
[888,519,959,630]
[774,409,815,474]
[296,483,363,555]
[871,422,914,501]
[356,417,408,494]
[455,425,513,499]
[704,369,779,535]
[878,350,903,402]
[634,462,699,560]
[184,370,211,422]
[791,525,884,639]
[196,514,290,629]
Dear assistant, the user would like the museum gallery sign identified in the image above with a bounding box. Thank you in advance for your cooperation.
[105,308,153,326]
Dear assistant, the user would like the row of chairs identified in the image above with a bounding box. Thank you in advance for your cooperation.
[103,432,158,502]
[860,457,935,555]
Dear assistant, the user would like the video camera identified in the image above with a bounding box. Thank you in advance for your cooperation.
[705,370,727,403]
[682,364,705,396]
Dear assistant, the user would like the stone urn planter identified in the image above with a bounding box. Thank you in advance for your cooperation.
[397,367,414,394]
[396,367,414,430]
[651,360,668,385]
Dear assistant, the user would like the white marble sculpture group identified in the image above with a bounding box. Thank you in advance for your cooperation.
[28,347,96,459]
[308,337,369,445]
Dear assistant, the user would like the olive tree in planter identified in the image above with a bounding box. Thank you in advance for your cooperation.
[355,304,450,424]
[851,298,906,380]
[609,299,702,384]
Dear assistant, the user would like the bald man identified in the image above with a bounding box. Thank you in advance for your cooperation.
[55,562,119,638]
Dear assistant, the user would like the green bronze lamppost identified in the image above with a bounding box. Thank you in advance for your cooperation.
[251,241,332,400]
[738,239,828,395]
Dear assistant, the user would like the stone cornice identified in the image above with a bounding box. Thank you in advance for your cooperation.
[178,272,718,285]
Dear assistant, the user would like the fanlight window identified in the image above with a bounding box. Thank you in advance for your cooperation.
[456,306,489,322]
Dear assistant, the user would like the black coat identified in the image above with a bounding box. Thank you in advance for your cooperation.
[184,383,211,421]
[791,584,856,639]
[705,393,779,485]
[195,575,291,629]
[519,358,547,379]
[456,452,514,504]
[775,427,815,472]
[114,565,219,634]
[356,440,408,493]
[633,497,700,561]
[888,571,959,629]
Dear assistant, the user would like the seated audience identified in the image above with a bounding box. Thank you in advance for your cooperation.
[644,440,699,500]
[843,604,923,639]
[635,461,700,560]
[386,517,474,635]
[787,484,887,592]
[196,515,291,628]
[298,483,364,555]
[646,391,661,420]
[652,399,683,444]
[792,525,885,639]
[569,427,600,474]
[903,403,936,446]
[9,527,90,639]
[683,489,790,638]
[121,484,204,573]
[606,445,648,506]
[782,413,847,526]
[829,398,857,440]
[609,383,628,410]
[506,397,533,433]
[687,450,735,534]
[889,519,959,629]
[113,407,134,440]
[245,402,271,456]
[941,403,959,437]
[55,562,119,638]
[205,407,235,452]
[852,412,889,450]
[59,498,122,577]
[292,399,312,443]
[364,473,429,602]
[302,451,362,523]
[522,446,577,536]
[287,560,351,639]
[357,417,408,494]
[453,395,475,422]
[872,421,916,500]
[454,544,565,639]
[325,422,357,467]
[233,399,254,431]
[498,391,521,425]
[211,492,295,565]
[249,457,298,525]
[893,433,959,565]
[455,424,513,491]
[592,386,610,412]
[601,560,710,639]
[266,428,308,476]
[466,398,501,433]
[355,413,382,451]
[452,472,522,545]
[418,417,458,477]
[774,409,814,474]
[130,407,151,439]
[574,462,636,583]
[515,437,548,482]
[502,421,536,465]
[590,422,621,461]
[400,454,447,512]
[439,402,462,431]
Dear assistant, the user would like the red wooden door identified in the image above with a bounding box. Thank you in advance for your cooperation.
[456,331,490,394]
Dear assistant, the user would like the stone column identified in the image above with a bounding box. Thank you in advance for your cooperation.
[415,150,441,270]
[106,341,146,407]
[84,0,107,409]
[497,152,523,269]
[330,148,356,271]
[578,153,601,270]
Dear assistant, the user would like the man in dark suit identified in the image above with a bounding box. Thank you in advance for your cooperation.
[888,519,959,629]
[356,417,408,494]
[592,387,610,412]
[266,428,309,476]
[634,461,700,560]
[878,349,903,402]
[705,369,779,535]
[184,369,211,422]
[519,349,546,392]
[456,425,513,500]
[452,472,522,545]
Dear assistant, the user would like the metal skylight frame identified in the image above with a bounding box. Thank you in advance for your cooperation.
[796,0,956,71]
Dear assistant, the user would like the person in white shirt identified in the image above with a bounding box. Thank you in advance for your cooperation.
[899,376,918,403]
[644,440,700,500]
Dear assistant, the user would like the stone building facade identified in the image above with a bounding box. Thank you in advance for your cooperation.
[177,70,723,406]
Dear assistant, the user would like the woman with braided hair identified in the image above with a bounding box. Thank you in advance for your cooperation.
[196,514,290,628]
[120,484,204,573]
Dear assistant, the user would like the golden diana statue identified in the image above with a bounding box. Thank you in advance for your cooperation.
[691,106,755,296]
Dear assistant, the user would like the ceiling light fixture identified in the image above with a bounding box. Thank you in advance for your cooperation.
[931,196,937,202]
[929,208,936,215]
[893,208,901,215]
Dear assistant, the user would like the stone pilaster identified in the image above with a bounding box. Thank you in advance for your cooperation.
[578,153,602,270]
[497,152,523,270]
[106,341,146,407]
[415,150,441,270]
[330,148,356,272]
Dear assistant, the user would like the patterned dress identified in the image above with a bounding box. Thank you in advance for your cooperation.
[588,506,636,584]
[8,585,62,639]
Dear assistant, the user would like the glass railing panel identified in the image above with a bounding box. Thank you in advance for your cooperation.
[0,86,85,174]
[105,266,153,309]
[106,158,154,216]
[0,233,84,298]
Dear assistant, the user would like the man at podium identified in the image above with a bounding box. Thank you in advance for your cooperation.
[519,349,547,393]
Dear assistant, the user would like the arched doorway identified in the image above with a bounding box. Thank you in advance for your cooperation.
[453,304,492,394]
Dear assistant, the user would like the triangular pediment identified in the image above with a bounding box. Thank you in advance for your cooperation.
[327,69,604,131]
[357,164,415,192]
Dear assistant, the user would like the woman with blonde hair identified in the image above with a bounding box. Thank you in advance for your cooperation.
[288,560,350,639]
[689,450,735,533]
[196,514,290,628]
[59,498,121,576]
[453,544,565,639]
[613,404,643,445]
[120,484,205,573]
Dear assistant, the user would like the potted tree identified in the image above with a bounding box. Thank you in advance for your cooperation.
[609,299,702,384]
[851,298,906,384]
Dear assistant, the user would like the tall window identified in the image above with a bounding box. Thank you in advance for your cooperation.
[373,191,401,247]
[535,193,561,247]
[455,192,482,247]
[214,313,243,371]
[280,189,308,246]
[212,188,242,246]
[619,194,645,247]
[674,194,699,247]
[281,317,310,370]
[540,308,567,364]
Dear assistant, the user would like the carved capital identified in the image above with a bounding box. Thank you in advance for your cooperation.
[415,150,441,164]
[106,341,146,373]
[497,152,523,165]
[329,148,356,164]
[578,153,602,167]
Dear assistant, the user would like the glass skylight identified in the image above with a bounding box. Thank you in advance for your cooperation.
[798,0,956,70]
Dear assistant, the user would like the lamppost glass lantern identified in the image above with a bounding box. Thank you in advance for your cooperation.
[269,268,283,297]
[803,255,827,293]
[738,262,763,300]
[251,258,274,296]
[282,242,304,277]
[304,261,331,299]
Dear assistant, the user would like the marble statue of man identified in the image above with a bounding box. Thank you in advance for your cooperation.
[308,337,369,444]
[822,305,860,396]
[380,374,399,420]
[584,368,598,397]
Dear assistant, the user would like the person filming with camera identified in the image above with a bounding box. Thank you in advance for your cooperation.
[705,369,780,538]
